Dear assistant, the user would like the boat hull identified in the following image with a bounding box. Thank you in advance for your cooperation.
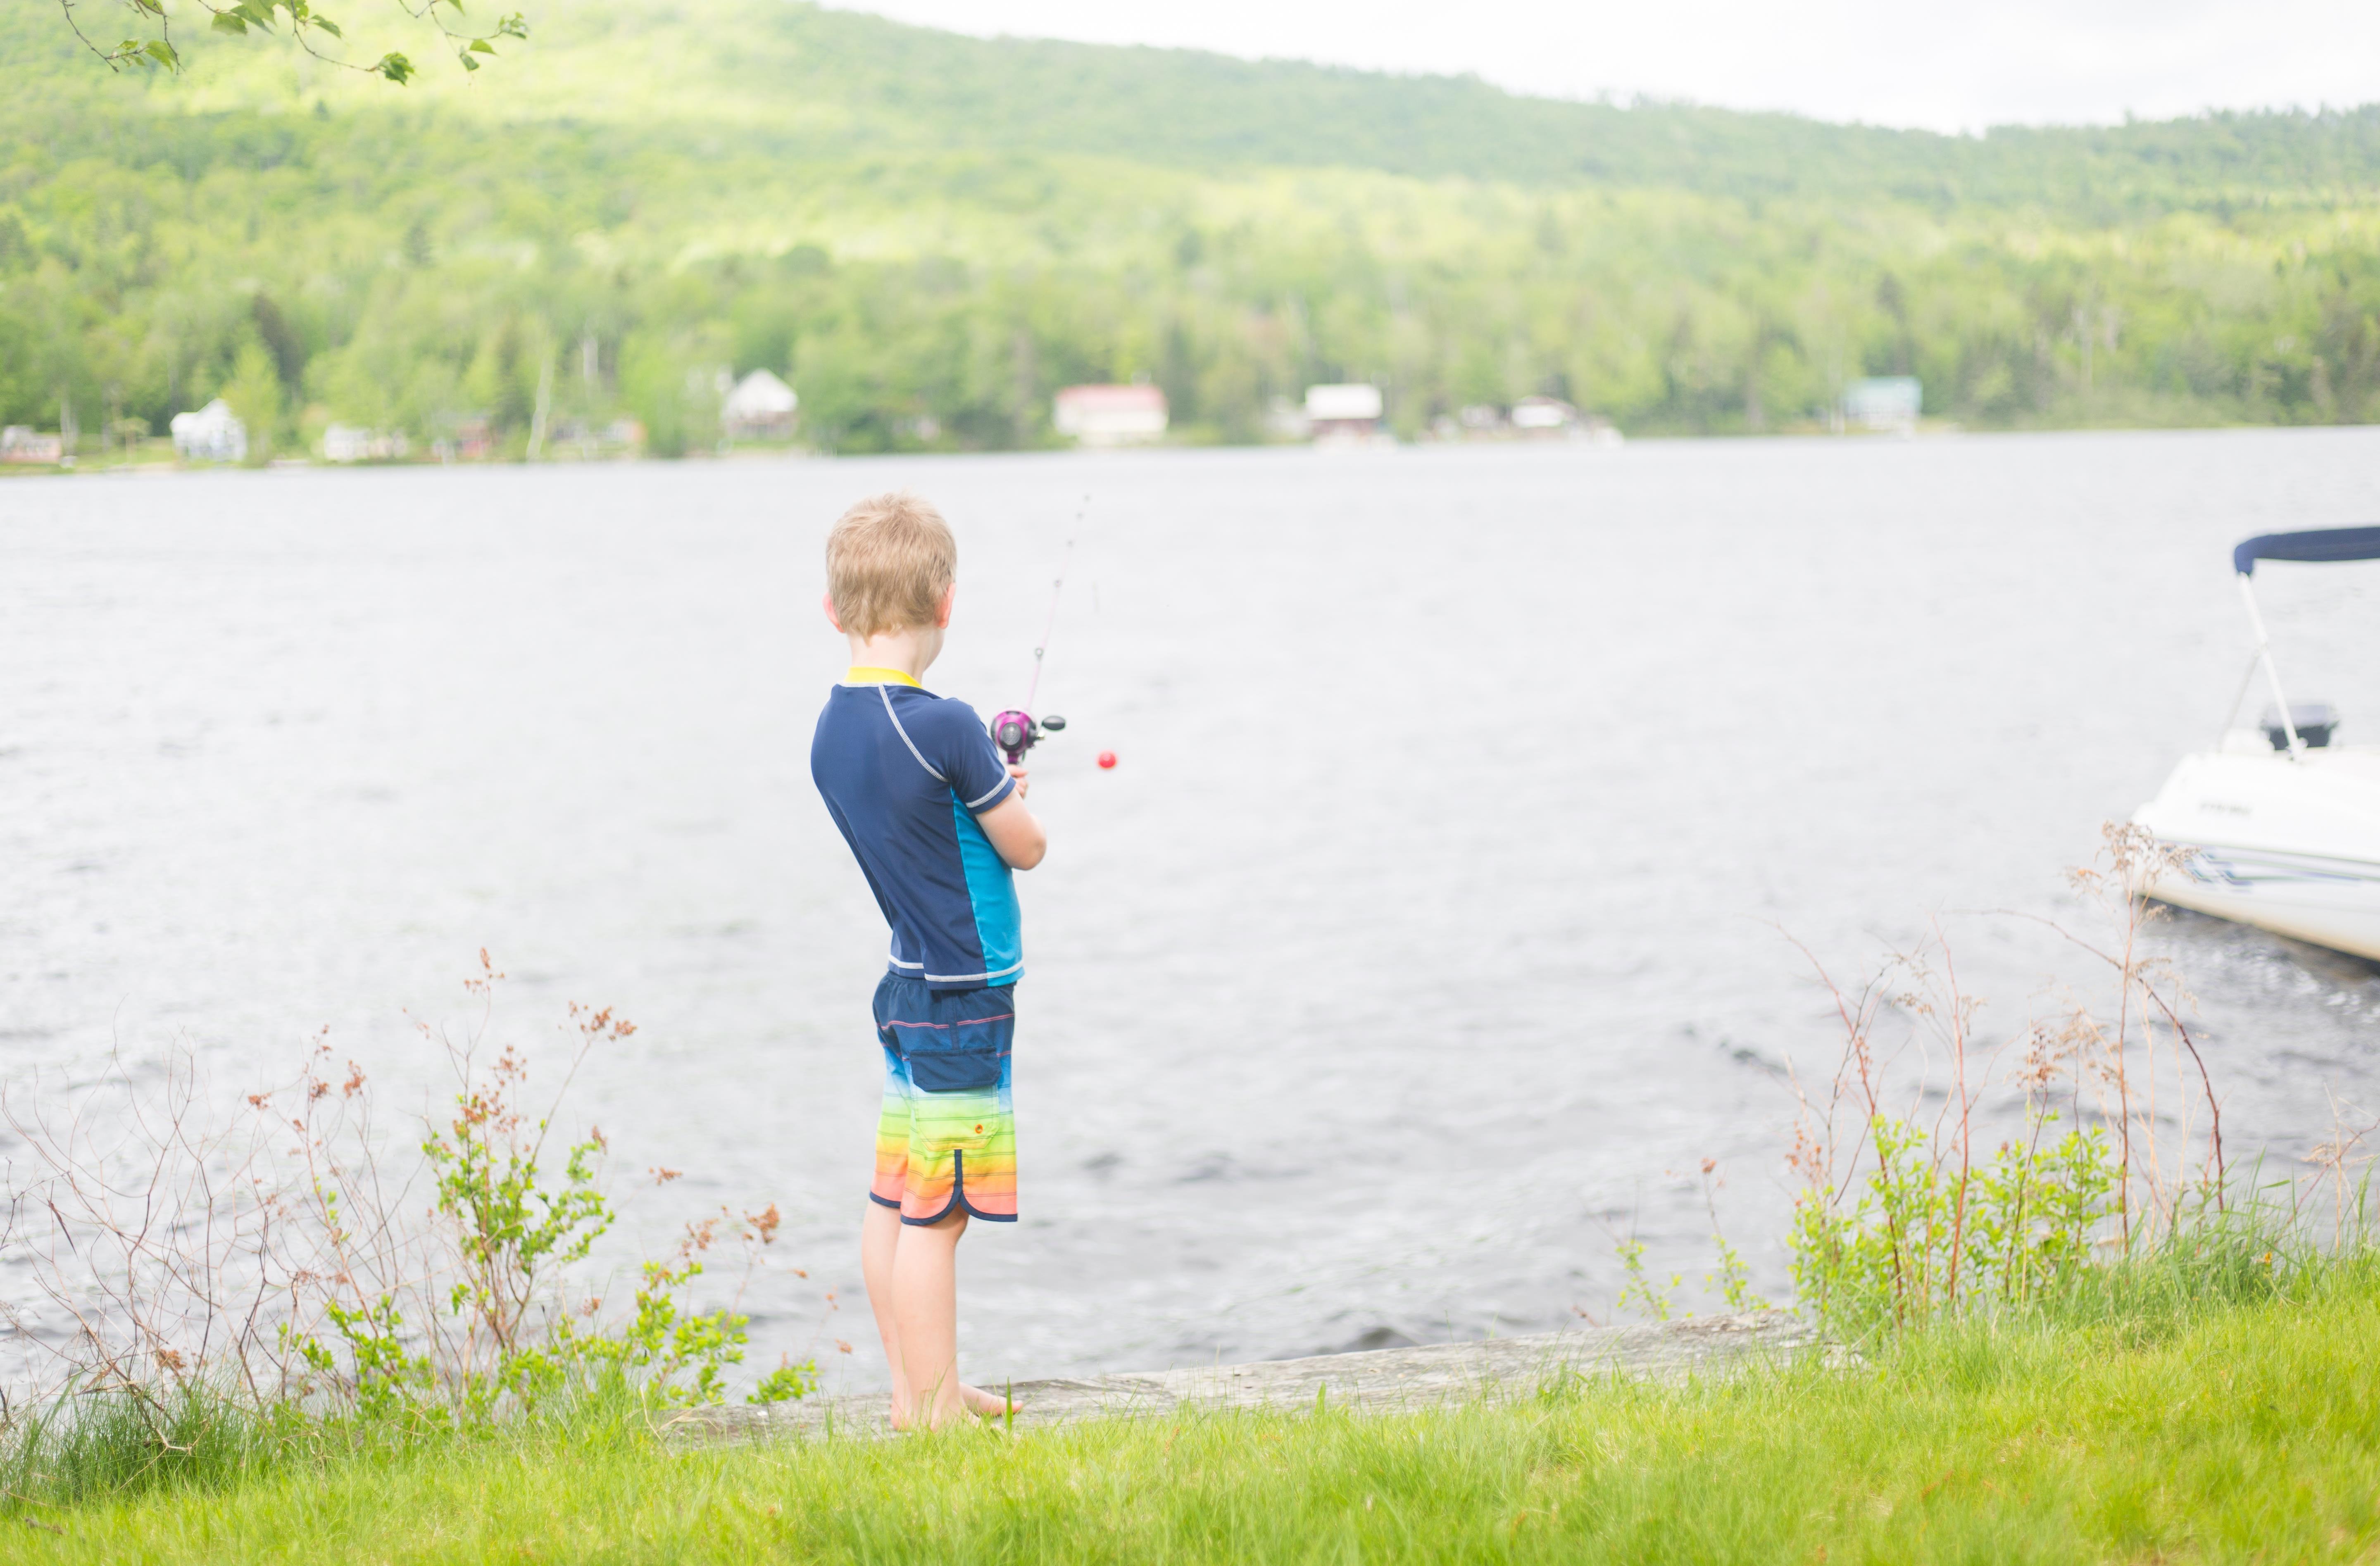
[2133,743,2380,963]
[2140,844,2380,961]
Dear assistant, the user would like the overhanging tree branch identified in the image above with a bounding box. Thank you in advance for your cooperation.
[56,0,527,85]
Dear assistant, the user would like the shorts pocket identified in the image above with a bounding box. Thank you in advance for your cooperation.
[908,1047,1000,1092]
[902,1004,1011,1092]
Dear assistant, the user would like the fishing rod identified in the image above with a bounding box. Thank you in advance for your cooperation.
[988,509,1082,769]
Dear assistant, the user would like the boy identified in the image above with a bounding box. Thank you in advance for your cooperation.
[809,492,1047,1431]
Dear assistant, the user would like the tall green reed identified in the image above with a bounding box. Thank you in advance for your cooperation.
[1772,823,2369,1341]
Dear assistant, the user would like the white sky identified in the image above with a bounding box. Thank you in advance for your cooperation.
[832,0,2380,132]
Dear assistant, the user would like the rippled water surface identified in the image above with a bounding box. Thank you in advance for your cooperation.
[4,430,2378,1389]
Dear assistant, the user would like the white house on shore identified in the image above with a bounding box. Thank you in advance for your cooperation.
[1264,396,1312,441]
[1053,383,1168,446]
[323,424,410,463]
[1842,376,1921,434]
[170,399,247,463]
[1512,395,1623,444]
[1511,395,1574,433]
[1433,399,1621,444]
[1304,383,1385,442]
[722,369,799,440]
[0,426,64,464]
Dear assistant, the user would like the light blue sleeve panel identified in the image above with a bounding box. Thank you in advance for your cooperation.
[950,797,1023,983]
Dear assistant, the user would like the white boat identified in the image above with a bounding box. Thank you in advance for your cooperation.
[2132,526,2380,961]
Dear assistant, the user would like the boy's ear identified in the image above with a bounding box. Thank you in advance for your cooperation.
[933,581,956,630]
[821,591,844,633]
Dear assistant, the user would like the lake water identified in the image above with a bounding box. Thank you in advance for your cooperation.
[4,429,2378,1391]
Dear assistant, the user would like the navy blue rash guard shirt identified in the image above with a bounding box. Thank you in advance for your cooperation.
[811,676,1022,989]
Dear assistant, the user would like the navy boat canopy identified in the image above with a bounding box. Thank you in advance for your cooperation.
[2233,526,2380,575]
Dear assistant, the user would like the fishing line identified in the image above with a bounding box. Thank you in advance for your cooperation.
[990,496,1089,767]
[1023,533,1076,714]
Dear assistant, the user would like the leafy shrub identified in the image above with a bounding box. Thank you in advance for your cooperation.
[1777,827,2227,1337]
[1,953,819,1444]
[1790,1114,2118,1333]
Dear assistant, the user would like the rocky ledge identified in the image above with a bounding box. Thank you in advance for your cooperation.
[662,1310,1823,1445]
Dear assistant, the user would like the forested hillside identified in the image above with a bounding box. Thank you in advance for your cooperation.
[9,0,2380,455]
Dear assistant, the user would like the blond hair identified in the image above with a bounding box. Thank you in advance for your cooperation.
[825,492,957,638]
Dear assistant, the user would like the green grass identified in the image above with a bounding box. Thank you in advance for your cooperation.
[4,1261,2378,1563]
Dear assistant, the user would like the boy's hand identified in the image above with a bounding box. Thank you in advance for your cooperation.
[1007,763,1029,799]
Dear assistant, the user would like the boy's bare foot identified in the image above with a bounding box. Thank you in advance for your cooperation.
[961,1382,1019,1418]
[886,1383,1014,1432]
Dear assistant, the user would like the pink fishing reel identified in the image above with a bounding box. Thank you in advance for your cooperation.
[989,709,1065,767]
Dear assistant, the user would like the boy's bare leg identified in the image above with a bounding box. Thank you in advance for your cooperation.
[860,1200,912,1426]
[890,1207,971,1429]
[866,1201,1019,1428]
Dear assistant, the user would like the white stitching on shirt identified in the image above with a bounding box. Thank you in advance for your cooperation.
[878,684,946,782]
[920,958,1025,983]
[861,688,1014,983]
[963,775,1013,810]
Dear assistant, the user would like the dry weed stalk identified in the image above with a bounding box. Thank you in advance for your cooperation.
[2305,1087,2379,1243]
[1783,823,2230,1327]
[0,955,812,1420]
[2022,822,2227,1238]
[0,1045,303,1409]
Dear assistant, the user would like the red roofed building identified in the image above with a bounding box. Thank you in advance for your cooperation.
[1053,384,1168,446]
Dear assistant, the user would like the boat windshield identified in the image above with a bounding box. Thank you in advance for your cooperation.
[2233,526,2380,575]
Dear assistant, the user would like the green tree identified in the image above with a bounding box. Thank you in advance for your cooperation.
[220,340,282,463]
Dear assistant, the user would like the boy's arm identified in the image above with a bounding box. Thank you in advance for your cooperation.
[977,767,1046,870]
[932,706,1045,870]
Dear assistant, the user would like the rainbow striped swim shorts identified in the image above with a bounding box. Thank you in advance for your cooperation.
[869,974,1018,1226]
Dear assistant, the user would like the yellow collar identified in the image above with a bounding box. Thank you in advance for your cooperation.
[846,665,923,688]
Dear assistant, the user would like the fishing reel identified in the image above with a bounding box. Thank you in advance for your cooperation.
[989,709,1065,768]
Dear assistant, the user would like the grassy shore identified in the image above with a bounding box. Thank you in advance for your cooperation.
[4,1261,2376,1564]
